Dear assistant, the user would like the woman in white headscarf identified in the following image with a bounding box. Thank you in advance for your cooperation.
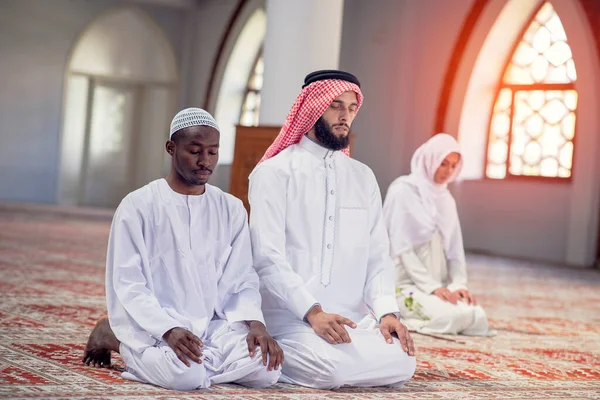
[382,134,491,336]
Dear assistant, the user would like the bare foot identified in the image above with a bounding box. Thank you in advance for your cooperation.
[82,316,120,368]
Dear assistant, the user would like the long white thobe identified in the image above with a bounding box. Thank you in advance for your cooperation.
[106,179,280,390]
[249,135,416,389]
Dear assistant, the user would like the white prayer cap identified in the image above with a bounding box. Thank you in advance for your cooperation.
[169,107,220,138]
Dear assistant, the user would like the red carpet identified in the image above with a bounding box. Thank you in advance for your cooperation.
[1,203,599,399]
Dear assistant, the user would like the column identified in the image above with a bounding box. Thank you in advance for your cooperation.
[259,0,345,125]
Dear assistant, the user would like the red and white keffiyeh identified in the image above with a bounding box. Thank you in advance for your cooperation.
[259,79,363,163]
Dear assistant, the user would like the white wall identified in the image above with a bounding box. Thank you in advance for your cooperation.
[339,0,600,265]
[0,0,188,203]
[339,0,474,194]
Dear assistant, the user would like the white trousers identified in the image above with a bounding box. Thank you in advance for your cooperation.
[120,320,281,391]
[276,315,416,389]
[398,287,491,336]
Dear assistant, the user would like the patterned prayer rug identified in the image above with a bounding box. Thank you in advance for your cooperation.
[1,203,599,399]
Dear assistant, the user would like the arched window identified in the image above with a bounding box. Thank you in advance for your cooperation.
[59,7,177,207]
[486,2,577,179]
[213,8,266,165]
[240,52,264,127]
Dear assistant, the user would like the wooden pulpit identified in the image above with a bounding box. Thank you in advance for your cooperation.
[229,125,281,213]
[229,125,354,213]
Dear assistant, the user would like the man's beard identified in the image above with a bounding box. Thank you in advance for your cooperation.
[314,117,351,151]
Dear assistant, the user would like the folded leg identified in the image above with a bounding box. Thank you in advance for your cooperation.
[203,320,281,388]
[120,343,208,391]
[277,316,416,389]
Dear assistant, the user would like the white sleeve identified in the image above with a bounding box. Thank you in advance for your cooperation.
[215,202,265,325]
[439,197,468,291]
[447,259,468,291]
[107,198,181,340]
[383,184,418,258]
[383,184,442,294]
[399,250,442,295]
[363,176,401,320]
[446,220,468,291]
[249,166,319,321]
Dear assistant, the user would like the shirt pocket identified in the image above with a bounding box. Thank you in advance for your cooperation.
[338,207,369,248]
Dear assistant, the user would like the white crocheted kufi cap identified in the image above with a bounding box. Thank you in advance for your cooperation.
[169,108,220,138]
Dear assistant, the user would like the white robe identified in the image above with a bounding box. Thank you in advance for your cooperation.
[394,230,489,336]
[105,179,280,390]
[383,134,491,336]
[249,135,416,389]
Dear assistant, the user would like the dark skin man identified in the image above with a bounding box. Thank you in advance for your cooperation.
[83,125,283,372]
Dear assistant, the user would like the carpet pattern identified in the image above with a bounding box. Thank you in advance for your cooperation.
[0,203,599,399]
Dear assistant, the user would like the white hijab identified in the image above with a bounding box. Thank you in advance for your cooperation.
[384,133,465,265]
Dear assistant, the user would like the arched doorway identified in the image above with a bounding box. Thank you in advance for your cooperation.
[58,7,178,208]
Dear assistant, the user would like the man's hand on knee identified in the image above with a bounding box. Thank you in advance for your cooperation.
[379,314,415,356]
[305,305,356,345]
[163,327,203,367]
[245,321,284,371]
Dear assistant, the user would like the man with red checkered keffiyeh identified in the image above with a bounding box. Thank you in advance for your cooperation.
[248,70,416,389]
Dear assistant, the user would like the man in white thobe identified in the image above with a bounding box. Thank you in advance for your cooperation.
[249,70,416,389]
[82,108,283,391]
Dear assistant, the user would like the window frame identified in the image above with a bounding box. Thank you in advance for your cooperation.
[483,2,579,183]
[239,48,264,127]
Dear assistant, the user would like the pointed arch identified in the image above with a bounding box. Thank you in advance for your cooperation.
[68,7,178,82]
[213,6,266,165]
[485,2,578,180]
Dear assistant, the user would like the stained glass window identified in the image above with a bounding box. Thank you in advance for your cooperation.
[240,53,264,127]
[486,2,577,179]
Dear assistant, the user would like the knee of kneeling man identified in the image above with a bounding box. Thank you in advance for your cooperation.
[264,367,282,386]
[313,371,343,389]
[251,366,282,388]
[163,363,207,391]
[388,362,417,388]
[385,349,417,383]
[311,363,347,389]
[403,354,417,378]
[244,349,282,388]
